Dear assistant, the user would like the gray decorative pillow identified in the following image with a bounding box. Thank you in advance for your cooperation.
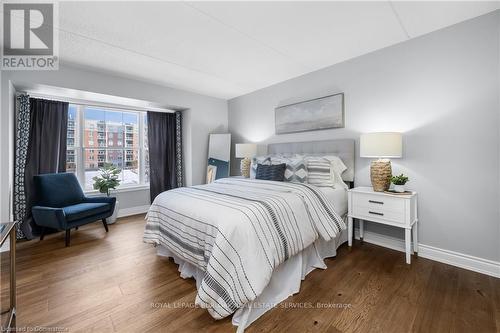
[297,154,348,189]
[271,156,307,183]
[256,163,286,181]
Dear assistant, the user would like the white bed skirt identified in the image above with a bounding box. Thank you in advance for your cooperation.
[157,229,347,332]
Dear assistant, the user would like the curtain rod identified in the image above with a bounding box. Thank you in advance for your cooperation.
[19,91,177,114]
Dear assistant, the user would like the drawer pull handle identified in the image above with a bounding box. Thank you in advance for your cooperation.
[368,200,384,205]
[369,211,384,216]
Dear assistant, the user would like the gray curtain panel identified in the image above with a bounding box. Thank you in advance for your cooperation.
[147,111,183,202]
[13,94,31,239]
[21,98,68,239]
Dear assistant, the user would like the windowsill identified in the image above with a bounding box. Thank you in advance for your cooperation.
[84,184,150,196]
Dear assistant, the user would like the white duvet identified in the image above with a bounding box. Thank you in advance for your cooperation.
[143,178,345,319]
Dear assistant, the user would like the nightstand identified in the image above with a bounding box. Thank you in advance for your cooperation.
[347,187,418,264]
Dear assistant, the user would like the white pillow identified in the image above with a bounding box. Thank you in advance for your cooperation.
[322,155,348,189]
[305,156,334,187]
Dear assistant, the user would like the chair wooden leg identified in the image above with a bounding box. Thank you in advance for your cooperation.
[39,227,45,241]
[65,229,70,247]
[102,218,109,232]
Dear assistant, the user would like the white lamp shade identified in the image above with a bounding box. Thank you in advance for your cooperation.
[235,143,257,158]
[360,132,402,158]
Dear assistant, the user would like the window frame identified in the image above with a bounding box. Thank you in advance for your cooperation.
[69,103,150,193]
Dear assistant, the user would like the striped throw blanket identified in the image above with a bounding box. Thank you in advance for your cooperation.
[143,178,345,319]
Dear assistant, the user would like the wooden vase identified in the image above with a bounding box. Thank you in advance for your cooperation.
[240,158,251,178]
[370,160,392,192]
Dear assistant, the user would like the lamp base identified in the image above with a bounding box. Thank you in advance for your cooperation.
[370,159,392,192]
[240,158,251,178]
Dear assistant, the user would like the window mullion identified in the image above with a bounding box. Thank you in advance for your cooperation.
[138,112,145,185]
[76,105,85,186]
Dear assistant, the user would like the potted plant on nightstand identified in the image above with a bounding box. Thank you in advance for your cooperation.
[93,163,121,224]
[391,174,409,193]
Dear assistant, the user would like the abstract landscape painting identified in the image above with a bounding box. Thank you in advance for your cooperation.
[275,93,344,134]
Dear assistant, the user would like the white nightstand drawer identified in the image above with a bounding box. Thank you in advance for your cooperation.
[352,192,405,213]
[352,205,405,224]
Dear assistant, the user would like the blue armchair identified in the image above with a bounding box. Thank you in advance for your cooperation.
[32,173,116,247]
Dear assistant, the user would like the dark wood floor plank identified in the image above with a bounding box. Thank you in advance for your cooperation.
[13,215,499,333]
[490,276,500,332]
[451,269,497,332]
[411,262,461,333]
[245,244,374,332]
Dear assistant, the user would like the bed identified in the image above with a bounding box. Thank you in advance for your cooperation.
[143,139,355,332]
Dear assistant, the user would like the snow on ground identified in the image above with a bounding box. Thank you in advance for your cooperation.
[85,169,139,190]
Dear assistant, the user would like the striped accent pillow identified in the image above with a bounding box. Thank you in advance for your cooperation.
[271,156,307,183]
[306,157,334,187]
[256,163,286,181]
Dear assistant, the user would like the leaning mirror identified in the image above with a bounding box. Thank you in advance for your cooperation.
[207,133,231,183]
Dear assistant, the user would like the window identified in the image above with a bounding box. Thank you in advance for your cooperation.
[66,104,149,191]
[66,105,77,173]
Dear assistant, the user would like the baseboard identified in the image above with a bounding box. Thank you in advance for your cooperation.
[354,229,500,278]
[117,205,150,218]
[418,244,500,278]
[354,229,407,253]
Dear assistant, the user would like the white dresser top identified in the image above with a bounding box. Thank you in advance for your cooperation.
[349,186,417,198]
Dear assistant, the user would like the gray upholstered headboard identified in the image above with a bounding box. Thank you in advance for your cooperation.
[267,139,355,182]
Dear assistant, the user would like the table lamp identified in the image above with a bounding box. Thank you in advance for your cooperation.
[360,132,402,191]
[235,143,257,178]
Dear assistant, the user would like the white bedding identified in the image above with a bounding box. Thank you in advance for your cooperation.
[317,187,348,216]
[143,178,347,328]
[157,229,347,332]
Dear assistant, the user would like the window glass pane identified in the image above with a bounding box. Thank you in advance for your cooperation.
[143,114,149,183]
[66,105,77,172]
[97,149,106,168]
[123,112,139,148]
[84,107,105,148]
[84,148,99,189]
[76,107,147,189]
[107,149,124,169]
[144,149,149,183]
[105,111,124,148]
[123,149,139,186]
[84,149,126,190]
[84,149,97,168]
[66,149,77,172]
[67,105,77,148]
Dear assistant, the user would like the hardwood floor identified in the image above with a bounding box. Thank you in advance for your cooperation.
[13,215,499,333]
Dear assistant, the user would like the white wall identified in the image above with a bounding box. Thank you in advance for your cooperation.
[498,12,500,263]
[228,11,500,262]
[0,63,228,223]
[0,79,16,224]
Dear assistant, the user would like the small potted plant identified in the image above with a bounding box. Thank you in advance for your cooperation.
[93,163,121,224]
[391,174,409,193]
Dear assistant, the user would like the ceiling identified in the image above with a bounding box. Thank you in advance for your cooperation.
[50,1,500,99]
